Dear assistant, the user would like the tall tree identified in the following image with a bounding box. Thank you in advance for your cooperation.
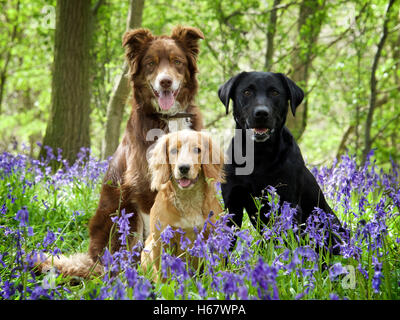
[265,0,281,71]
[40,0,93,165]
[362,0,396,163]
[101,0,145,160]
[0,0,21,114]
[286,0,326,139]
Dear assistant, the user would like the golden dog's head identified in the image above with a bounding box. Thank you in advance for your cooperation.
[149,130,224,191]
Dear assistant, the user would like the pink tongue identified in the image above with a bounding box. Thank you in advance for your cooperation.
[158,91,175,110]
[254,128,268,133]
[178,178,192,188]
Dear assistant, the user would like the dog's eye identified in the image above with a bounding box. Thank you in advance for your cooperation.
[170,148,178,155]
[193,147,201,154]
[174,60,182,66]
[147,61,155,67]
[270,90,280,96]
[243,90,252,97]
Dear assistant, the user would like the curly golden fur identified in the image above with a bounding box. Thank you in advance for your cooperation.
[141,130,225,282]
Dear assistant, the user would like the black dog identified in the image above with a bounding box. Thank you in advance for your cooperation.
[218,71,343,253]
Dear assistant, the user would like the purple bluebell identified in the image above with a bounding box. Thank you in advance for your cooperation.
[15,206,29,227]
[329,262,348,281]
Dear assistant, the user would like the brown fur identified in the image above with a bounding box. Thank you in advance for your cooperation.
[36,26,205,279]
[88,26,204,263]
[141,130,225,282]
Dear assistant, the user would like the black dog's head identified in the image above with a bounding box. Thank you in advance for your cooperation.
[218,71,304,142]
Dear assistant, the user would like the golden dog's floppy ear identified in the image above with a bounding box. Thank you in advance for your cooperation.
[149,134,170,191]
[122,28,154,75]
[201,133,225,184]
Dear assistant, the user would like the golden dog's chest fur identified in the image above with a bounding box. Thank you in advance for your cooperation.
[141,179,221,281]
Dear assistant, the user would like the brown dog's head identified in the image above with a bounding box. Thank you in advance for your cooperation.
[149,130,224,191]
[123,26,204,113]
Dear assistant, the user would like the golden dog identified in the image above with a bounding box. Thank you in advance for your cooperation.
[141,130,224,281]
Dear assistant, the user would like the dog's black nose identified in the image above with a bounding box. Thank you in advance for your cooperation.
[178,164,190,175]
[253,106,270,119]
[160,77,172,89]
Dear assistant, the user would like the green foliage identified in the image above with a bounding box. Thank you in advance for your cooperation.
[0,0,399,165]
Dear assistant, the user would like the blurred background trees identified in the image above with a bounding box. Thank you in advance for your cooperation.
[0,0,399,167]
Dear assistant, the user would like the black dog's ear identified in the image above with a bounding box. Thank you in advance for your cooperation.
[276,73,304,116]
[218,72,247,115]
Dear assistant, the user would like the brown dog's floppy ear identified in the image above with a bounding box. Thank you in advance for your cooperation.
[122,28,154,75]
[171,26,204,72]
[218,72,247,115]
[276,73,304,116]
[201,133,225,184]
[148,134,171,191]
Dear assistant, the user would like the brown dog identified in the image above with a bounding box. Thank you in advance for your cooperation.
[88,26,205,263]
[36,27,205,279]
[141,130,224,282]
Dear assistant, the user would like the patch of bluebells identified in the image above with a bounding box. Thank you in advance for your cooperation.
[1,146,399,299]
[0,206,66,299]
[0,146,109,299]
[94,212,152,300]
[0,145,109,190]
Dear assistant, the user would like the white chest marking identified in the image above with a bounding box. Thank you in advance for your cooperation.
[168,117,192,132]
[140,211,150,240]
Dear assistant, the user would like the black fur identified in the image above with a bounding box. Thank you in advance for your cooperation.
[218,71,343,253]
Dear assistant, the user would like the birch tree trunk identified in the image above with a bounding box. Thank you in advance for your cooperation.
[101,0,145,159]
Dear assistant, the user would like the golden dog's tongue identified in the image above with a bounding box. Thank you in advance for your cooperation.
[158,91,175,110]
[178,178,191,188]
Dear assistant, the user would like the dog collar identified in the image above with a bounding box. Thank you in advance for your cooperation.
[148,112,195,120]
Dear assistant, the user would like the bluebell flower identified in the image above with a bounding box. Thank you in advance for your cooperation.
[160,225,175,244]
[329,262,348,281]
[161,253,188,281]
[133,279,152,300]
[111,209,134,246]
[197,281,207,298]
[42,229,56,248]
[15,206,29,227]
[329,293,340,300]
[250,258,279,300]
[1,203,7,215]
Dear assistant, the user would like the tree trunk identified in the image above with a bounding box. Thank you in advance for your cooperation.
[362,0,395,163]
[264,0,281,71]
[336,125,355,160]
[286,0,325,140]
[101,0,145,160]
[0,0,21,114]
[40,0,93,165]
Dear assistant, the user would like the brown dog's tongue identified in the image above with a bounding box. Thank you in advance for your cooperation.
[158,91,175,110]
